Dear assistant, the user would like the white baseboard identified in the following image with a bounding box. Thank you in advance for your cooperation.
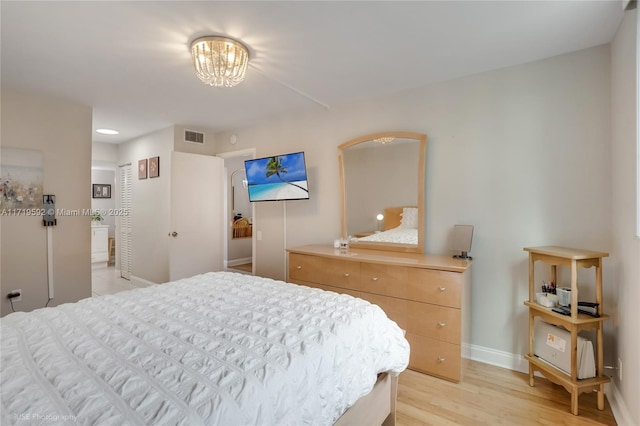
[227,257,252,267]
[129,275,158,288]
[462,342,530,374]
[463,343,633,425]
[606,380,635,426]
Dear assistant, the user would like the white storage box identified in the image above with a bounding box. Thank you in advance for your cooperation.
[536,292,557,308]
[534,319,595,379]
[557,287,571,306]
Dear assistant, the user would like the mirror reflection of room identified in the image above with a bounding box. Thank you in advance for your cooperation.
[340,132,426,253]
[231,168,251,239]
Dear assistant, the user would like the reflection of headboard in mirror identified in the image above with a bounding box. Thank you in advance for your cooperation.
[383,206,416,230]
[339,132,426,253]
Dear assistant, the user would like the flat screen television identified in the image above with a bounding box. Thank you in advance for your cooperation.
[244,152,310,202]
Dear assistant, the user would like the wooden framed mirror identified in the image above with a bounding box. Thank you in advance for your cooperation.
[339,132,426,253]
[230,168,252,239]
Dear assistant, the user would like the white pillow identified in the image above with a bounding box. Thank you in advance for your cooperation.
[400,207,418,229]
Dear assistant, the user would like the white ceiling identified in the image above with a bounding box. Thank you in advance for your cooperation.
[1,1,624,144]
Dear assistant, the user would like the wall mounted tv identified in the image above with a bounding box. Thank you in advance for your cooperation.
[244,152,310,202]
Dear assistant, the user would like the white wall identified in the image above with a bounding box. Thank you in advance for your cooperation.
[216,45,613,358]
[611,9,639,426]
[1,90,92,315]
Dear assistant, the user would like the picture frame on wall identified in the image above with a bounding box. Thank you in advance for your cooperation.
[92,184,111,199]
[138,159,148,179]
[149,156,160,178]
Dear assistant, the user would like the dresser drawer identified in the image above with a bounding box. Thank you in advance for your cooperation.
[360,263,408,297]
[364,293,460,344]
[291,279,361,299]
[407,333,461,382]
[289,253,360,291]
[407,302,460,344]
[360,293,408,330]
[407,268,462,308]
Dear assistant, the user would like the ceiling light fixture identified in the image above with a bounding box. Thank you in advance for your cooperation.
[190,36,249,87]
[96,129,119,135]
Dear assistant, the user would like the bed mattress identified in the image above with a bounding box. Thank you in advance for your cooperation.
[1,271,409,425]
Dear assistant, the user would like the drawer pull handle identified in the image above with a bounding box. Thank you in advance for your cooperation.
[296,265,302,270]
[439,287,446,292]
[437,356,445,363]
[371,277,378,282]
[437,322,446,328]
[344,273,350,277]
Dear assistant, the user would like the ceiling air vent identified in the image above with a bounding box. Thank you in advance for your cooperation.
[185,130,205,144]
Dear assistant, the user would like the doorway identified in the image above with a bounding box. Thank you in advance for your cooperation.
[219,149,256,274]
[90,161,129,297]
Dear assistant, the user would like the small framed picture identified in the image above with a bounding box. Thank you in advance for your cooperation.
[92,184,111,199]
[138,159,148,179]
[149,156,160,178]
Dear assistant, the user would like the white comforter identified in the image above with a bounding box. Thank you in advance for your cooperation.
[352,227,418,245]
[1,272,409,426]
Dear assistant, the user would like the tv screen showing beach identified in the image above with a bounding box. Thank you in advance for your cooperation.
[244,152,310,202]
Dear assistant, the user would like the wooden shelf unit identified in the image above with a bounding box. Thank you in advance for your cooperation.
[523,246,610,416]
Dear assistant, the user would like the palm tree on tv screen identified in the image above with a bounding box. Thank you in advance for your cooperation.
[265,156,308,193]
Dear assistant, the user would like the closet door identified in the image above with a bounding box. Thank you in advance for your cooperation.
[169,152,224,281]
[118,164,132,280]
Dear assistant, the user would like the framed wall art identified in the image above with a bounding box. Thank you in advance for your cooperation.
[138,159,148,179]
[92,184,111,199]
[149,156,160,178]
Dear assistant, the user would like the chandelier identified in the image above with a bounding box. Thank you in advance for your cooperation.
[190,36,249,87]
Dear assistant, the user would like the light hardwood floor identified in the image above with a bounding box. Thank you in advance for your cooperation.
[228,262,253,274]
[397,359,616,425]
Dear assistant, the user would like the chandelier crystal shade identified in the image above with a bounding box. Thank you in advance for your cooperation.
[190,36,249,87]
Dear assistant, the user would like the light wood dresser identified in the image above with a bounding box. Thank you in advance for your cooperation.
[286,244,472,382]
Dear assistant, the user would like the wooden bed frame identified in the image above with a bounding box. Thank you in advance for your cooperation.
[334,372,398,426]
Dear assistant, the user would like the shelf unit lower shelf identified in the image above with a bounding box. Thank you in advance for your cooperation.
[525,355,610,390]
[525,301,611,415]
[525,355,610,414]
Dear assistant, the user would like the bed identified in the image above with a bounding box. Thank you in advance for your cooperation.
[0,271,409,425]
[351,206,418,245]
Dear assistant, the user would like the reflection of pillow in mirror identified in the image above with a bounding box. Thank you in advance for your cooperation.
[400,207,418,229]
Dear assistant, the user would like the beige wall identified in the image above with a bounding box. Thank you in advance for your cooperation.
[118,126,173,284]
[92,141,118,163]
[610,9,639,426]
[173,125,217,156]
[1,90,92,316]
[216,45,612,357]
